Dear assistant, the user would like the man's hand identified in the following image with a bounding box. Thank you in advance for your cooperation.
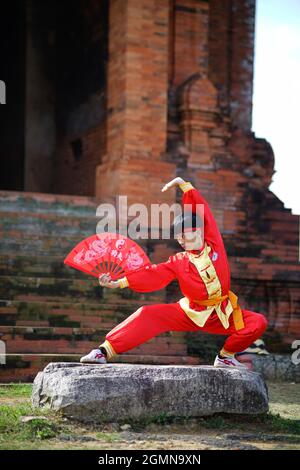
[98,273,119,289]
[161,177,185,192]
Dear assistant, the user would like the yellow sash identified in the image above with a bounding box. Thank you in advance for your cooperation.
[192,290,244,330]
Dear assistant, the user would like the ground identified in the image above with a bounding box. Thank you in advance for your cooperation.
[0,382,299,450]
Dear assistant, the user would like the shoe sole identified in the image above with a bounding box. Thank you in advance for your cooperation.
[80,361,107,366]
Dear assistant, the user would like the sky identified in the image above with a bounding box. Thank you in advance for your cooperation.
[252,0,300,215]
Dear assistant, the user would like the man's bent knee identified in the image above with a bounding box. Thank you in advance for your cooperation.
[256,313,268,336]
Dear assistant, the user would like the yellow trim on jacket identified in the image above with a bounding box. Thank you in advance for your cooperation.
[179,243,244,330]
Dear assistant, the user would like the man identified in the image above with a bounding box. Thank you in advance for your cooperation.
[80,177,268,368]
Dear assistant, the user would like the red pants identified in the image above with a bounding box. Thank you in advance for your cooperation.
[105,302,268,356]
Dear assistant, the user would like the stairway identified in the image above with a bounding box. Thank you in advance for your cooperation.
[0,190,199,382]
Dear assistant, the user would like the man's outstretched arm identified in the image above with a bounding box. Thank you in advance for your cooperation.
[98,257,177,293]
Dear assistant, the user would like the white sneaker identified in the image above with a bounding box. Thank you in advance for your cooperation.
[213,354,248,369]
[80,349,107,364]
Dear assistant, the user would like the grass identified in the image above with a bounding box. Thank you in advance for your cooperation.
[268,382,300,420]
[0,384,32,399]
[126,411,300,435]
[260,413,300,434]
[195,412,300,434]
[95,432,120,443]
[0,382,299,450]
[0,402,58,446]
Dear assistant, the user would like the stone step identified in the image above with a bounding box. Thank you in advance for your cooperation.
[3,343,187,359]
[0,225,150,260]
[1,316,116,329]
[0,313,115,329]
[0,301,130,328]
[0,254,90,279]
[0,229,95,256]
[0,212,154,247]
[0,190,100,217]
[0,251,153,279]
[0,354,201,383]
[0,274,100,301]
[0,325,186,343]
[0,213,99,238]
[0,298,154,313]
[0,298,160,326]
[1,328,187,356]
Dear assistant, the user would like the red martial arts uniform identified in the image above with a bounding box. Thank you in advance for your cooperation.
[100,182,268,360]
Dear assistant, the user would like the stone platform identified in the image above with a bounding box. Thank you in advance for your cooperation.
[32,363,269,422]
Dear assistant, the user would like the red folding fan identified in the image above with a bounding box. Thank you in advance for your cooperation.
[64,233,151,280]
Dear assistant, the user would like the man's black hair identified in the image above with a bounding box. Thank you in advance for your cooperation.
[172,211,203,237]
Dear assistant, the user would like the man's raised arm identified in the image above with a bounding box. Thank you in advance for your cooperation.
[162,177,224,250]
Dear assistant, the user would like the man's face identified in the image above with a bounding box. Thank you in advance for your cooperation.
[175,229,203,251]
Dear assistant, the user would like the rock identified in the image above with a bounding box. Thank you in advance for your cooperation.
[104,422,120,432]
[225,433,300,443]
[119,431,135,440]
[120,424,132,431]
[32,363,268,423]
[19,415,50,423]
[57,433,98,442]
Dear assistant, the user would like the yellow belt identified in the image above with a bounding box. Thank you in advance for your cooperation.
[191,290,244,330]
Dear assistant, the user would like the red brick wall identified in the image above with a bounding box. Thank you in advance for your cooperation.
[209,0,256,131]
[54,125,106,196]
[95,0,176,206]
